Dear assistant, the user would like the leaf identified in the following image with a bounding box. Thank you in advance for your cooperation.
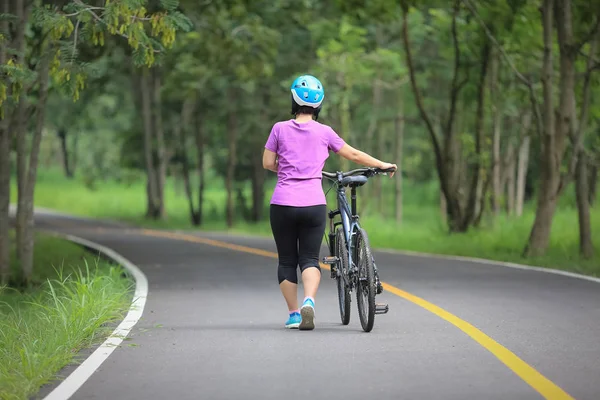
[159,0,179,12]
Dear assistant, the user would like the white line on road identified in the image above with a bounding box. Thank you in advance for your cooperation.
[42,233,148,400]
[377,247,600,284]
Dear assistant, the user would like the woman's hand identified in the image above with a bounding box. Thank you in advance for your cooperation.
[379,162,397,177]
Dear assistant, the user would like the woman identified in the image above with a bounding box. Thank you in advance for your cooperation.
[263,74,396,330]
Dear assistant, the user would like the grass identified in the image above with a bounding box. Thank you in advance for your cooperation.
[13,167,600,277]
[0,233,133,400]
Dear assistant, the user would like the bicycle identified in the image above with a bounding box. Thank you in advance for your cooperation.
[321,167,395,332]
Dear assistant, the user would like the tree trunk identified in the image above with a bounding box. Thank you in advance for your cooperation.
[491,113,502,215]
[0,116,8,283]
[71,132,79,175]
[152,68,166,219]
[462,38,491,230]
[17,42,51,284]
[236,186,250,221]
[395,94,404,224]
[0,137,8,286]
[374,122,386,214]
[251,156,266,222]
[14,0,30,263]
[401,1,465,232]
[589,163,597,205]
[505,143,516,215]
[572,24,599,259]
[181,96,199,225]
[250,97,269,222]
[489,48,502,216]
[515,135,531,216]
[339,83,351,172]
[442,5,469,232]
[194,111,205,226]
[474,173,492,227]
[0,0,10,285]
[365,76,382,154]
[226,88,238,228]
[524,0,559,257]
[364,75,382,209]
[57,128,72,178]
[440,188,447,223]
[140,69,160,218]
[575,151,594,258]
[175,98,197,225]
[474,169,484,221]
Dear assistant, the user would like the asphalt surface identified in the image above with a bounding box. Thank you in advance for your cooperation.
[32,211,600,400]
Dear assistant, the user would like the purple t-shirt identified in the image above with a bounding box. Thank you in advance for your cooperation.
[265,119,346,207]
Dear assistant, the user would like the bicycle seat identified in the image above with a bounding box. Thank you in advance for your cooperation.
[340,175,368,188]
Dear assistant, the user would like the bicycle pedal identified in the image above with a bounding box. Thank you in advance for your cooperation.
[375,303,389,314]
[322,256,339,265]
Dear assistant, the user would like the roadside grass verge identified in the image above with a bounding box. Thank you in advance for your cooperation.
[0,233,133,400]
[17,168,600,277]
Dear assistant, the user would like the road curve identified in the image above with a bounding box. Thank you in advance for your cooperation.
[32,211,600,400]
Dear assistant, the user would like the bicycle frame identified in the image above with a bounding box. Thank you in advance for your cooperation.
[326,178,362,287]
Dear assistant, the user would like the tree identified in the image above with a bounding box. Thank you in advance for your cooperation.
[462,0,599,257]
[0,0,190,285]
[400,1,494,232]
[0,0,11,285]
[523,0,599,257]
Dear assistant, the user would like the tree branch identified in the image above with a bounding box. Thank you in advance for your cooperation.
[444,1,464,138]
[578,48,600,65]
[72,0,160,53]
[400,1,445,183]
[574,17,599,54]
[458,65,471,92]
[464,38,491,228]
[61,6,104,17]
[461,0,543,138]
[70,17,80,64]
[63,5,153,21]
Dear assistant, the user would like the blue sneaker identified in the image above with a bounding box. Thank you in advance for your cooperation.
[299,298,315,330]
[285,312,301,329]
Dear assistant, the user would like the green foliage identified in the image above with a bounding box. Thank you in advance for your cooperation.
[8,0,599,262]
[1,233,132,399]
[0,264,131,399]
[0,0,192,114]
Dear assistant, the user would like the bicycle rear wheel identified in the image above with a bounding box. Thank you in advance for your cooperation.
[355,228,375,332]
[335,228,351,325]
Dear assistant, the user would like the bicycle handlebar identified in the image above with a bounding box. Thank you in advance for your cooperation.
[322,166,397,181]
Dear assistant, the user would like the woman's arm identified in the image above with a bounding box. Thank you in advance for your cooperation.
[262,149,278,173]
[336,144,396,175]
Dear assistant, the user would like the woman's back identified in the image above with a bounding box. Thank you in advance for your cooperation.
[265,119,345,207]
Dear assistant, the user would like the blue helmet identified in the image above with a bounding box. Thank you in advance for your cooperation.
[290,75,324,108]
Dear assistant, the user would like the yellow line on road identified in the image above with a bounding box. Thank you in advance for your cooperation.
[140,229,278,259]
[381,283,573,400]
[139,228,574,400]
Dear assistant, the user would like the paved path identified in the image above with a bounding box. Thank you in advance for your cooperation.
[33,212,600,400]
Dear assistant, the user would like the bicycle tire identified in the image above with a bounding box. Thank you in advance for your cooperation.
[335,228,351,325]
[355,228,376,332]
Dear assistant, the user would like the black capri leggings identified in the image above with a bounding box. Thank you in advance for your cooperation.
[270,204,327,284]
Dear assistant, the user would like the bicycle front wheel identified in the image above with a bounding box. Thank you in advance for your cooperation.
[355,228,376,332]
[335,228,351,325]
